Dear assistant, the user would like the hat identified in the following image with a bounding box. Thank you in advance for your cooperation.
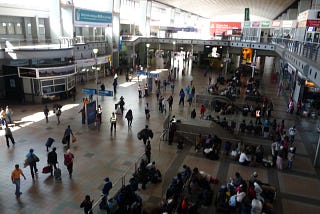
[104,177,110,182]
[253,172,258,177]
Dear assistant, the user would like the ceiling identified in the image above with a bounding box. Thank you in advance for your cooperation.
[155,0,297,21]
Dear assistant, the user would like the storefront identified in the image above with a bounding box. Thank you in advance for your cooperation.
[18,65,76,103]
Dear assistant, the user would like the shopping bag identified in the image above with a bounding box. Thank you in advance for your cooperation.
[72,136,77,143]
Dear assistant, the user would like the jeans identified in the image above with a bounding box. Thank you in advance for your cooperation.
[29,163,38,179]
[5,134,15,147]
[13,179,21,195]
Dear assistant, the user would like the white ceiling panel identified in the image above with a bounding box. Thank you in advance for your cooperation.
[155,0,296,20]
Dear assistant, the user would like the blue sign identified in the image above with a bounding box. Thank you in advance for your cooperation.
[86,101,97,125]
[75,8,112,25]
[98,90,113,97]
[82,88,96,95]
[149,73,159,78]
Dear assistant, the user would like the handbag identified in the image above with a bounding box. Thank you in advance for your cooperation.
[42,165,52,174]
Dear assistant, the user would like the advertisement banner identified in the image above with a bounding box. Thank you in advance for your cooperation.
[251,21,260,28]
[272,20,281,27]
[86,101,97,125]
[261,21,270,28]
[210,22,241,36]
[306,20,320,28]
[75,8,112,27]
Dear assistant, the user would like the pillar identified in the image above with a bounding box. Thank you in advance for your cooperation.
[286,8,298,20]
[112,0,120,68]
[31,17,39,43]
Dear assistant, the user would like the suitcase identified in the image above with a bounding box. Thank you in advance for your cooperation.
[54,167,61,180]
[42,165,52,174]
[45,137,55,147]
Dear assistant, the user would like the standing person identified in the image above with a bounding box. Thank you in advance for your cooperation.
[56,107,61,125]
[185,85,190,95]
[287,147,296,170]
[26,148,39,180]
[296,100,302,115]
[64,149,74,178]
[5,106,13,124]
[179,89,185,106]
[0,107,6,126]
[144,83,148,97]
[4,124,15,147]
[44,105,49,123]
[276,147,284,170]
[64,125,74,149]
[191,109,197,119]
[110,112,117,132]
[138,84,142,98]
[113,79,117,95]
[187,92,193,106]
[163,79,167,91]
[80,195,94,214]
[200,105,206,119]
[99,177,113,209]
[125,109,133,127]
[191,86,195,97]
[97,105,103,124]
[79,107,86,124]
[119,96,125,114]
[145,103,150,119]
[11,164,26,197]
[288,125,296,145]
[145,140,151,163]
[47,147,58,177]
[138,125,154,145]
[167,96,173,111]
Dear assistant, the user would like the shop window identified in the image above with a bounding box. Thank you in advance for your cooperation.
[15,23,22,34]
[7,23,14,34]
[39,24,45,35]
[27,23,32,35]
[0,23,6,34]
[42,80,54,86]
[54,78,65,84]
[54,84,65,92]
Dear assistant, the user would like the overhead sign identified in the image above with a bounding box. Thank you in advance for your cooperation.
[210,22,241,36]
[98,90,113,97]
[75,8,112,27]
[243,21,251,27]
[251,21,260,28]
[82,88,96,95]
[306,20,320,27]
[261,21,270,28]
[244,8,250,21]
[272,20,281,27]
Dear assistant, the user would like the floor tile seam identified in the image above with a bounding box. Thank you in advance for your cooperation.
[280,192,320,207]
[279,169,318,179]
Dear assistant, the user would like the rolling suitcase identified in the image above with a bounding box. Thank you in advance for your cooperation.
[46,137,55,147]
[54,165,62,180]
[42,165,52,174]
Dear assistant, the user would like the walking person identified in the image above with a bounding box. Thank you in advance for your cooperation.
[200,105,206,119]
[288,125,296,145]
[4,124,15,147]
[56,107,61,125]
[179,89,185,106]
[145,103,150,119]
[47,147,58,177]
[26,148,39,180]
[97,105,103,124]
[0,107,7,126]
[138,84,142,98]
[44,105,49,123]
[287,147,295,170]
[110,112,117,132]
[80,195,94,214]
[11,164,26,197]
[167,96,173,111]
[64,125,74,149]
[138,125,154,145]
[113,79,117,95]
[125,109,133,128]
[64,149,74,178]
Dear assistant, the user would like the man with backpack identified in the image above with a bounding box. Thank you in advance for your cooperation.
[138,125,154,145]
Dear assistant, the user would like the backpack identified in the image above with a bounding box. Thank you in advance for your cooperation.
[229,195,237,207]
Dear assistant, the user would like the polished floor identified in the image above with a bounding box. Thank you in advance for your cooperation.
[0,59,320,214]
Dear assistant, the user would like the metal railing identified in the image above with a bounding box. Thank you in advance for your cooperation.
[89,151,145,213]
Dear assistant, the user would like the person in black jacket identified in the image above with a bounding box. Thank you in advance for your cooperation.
[139,125,153,145]
[80,195,93,214]
[47,147,58,176]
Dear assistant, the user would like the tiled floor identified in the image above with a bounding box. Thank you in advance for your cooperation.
[1,58,320,214]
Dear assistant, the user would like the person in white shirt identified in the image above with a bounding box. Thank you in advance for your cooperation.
[110,112,117,132]
[288,125,296,144]
[239,151,250,166]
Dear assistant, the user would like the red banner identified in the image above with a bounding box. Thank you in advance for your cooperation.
[210,22,241,36]
[306,20,320,28]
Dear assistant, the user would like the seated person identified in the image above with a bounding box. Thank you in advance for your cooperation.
[233,172,244,187]
[239,151,251,166]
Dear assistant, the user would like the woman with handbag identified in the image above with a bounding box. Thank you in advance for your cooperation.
[64,149,74,178]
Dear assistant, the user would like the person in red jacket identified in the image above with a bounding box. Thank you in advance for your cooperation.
[200,105,206,119]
